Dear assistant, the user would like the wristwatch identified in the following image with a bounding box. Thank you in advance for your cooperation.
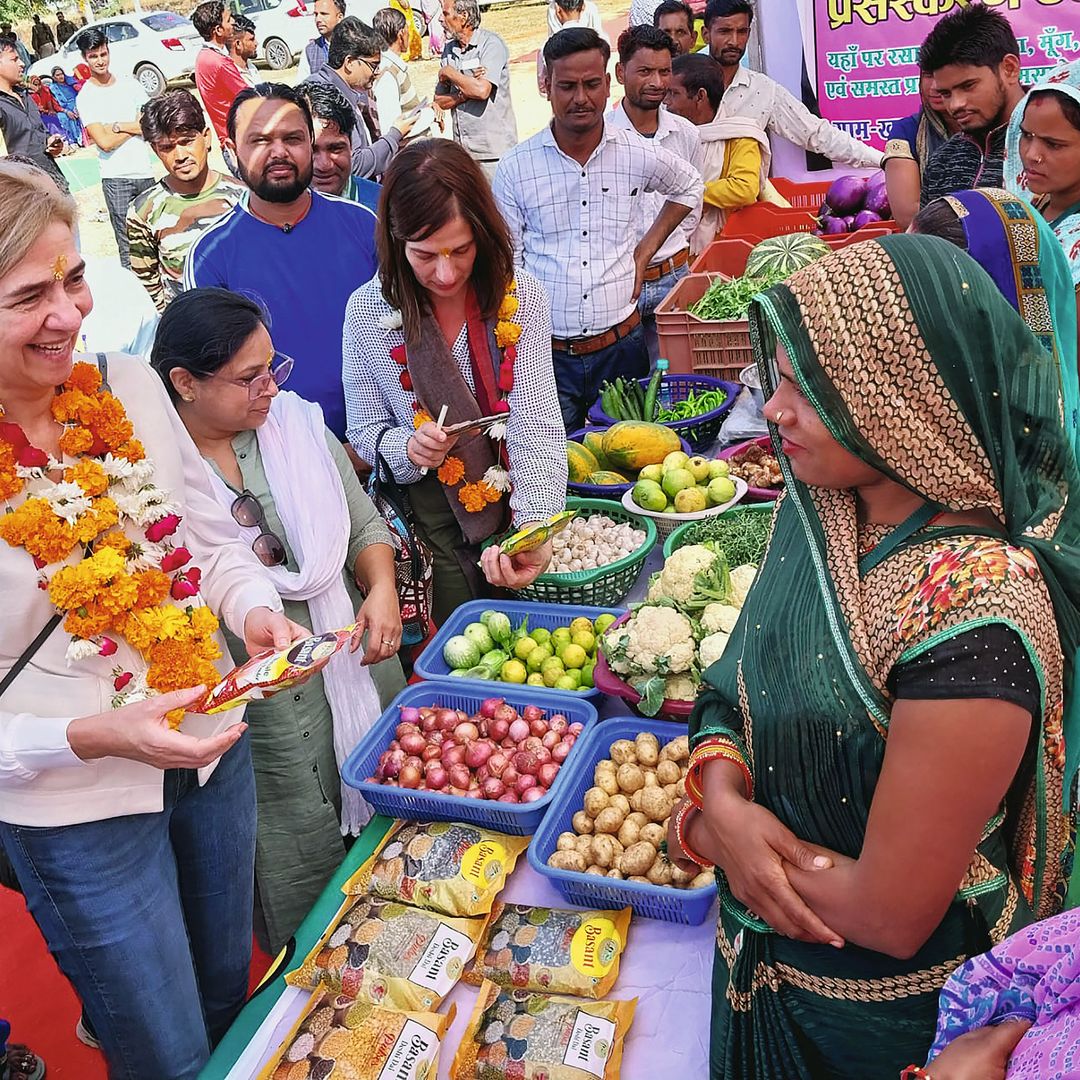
[111,121,121,134]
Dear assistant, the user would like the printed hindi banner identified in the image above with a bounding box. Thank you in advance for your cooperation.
[814,0,1080,151]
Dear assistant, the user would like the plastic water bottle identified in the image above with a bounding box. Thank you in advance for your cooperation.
[655,357,672,410]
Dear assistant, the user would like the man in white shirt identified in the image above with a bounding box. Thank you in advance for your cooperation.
[372,6,421,132]
[608,24,701,363]
[74,28,155,269]
[705,0,881,169]
[494,27,702,430]
[628,0,662,28]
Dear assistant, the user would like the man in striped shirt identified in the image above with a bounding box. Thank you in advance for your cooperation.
[494,27,702,431]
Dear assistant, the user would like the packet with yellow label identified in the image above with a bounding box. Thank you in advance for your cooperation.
[497,511,576,557]
[286,892,489,1011]
[258,991,454,1080]
[462,902,631,999]
[343,820,528,918]
[450,980,636,1080]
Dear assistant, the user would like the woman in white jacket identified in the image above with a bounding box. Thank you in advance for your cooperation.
[0,160,305,1080]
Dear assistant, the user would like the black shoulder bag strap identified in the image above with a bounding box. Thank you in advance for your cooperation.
[0,354,112,702]
[370,426,425,581]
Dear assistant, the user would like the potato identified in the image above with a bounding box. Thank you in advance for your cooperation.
[639,822,666,848]
[585,865,607,876]
[646,859,673,886]
[629,790,645,813]
[594,807,625,835]
[656,759,681,786]
[572,811,594,835]
[616,762,645,794]
[690,871,715,889]
[609,739,637,765]
[591,834,620,869]
[670,864,696,887]
[574,835,595,861]
[635,732,660,767]
[675,777,686,800]
[617,818,641,848]
[628,875,650,883]
[639,787,673,823]
[548,850,586,873]
[643,772,659,788]
[660,735,689,763]
[606,868,625,880]
[663,783,679,801]
[594,761,619,796]
[619,840,657,877]
[556,832,577,852]
[583,787,610,819]
[608,793,631,817]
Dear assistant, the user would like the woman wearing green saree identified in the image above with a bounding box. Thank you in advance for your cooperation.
[670,234,1080,1078]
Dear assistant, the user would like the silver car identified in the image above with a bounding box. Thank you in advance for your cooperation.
[28,11,202,97]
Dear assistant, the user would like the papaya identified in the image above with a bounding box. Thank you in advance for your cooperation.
[567,441,600,483]
[601,421,683,472]
[587,470,631,485]
[582,431,613,469]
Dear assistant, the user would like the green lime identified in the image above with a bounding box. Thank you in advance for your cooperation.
[554,674,578,691]
[550,627,572,650]
[542,667,563,688]
[580,661,595,689]
[500,659,527,684]
[527,673,546,687]
[561,643,587,670]
[514,637,537,661]
[568,617,593,635]
[593,613,617,636]
[571,629,595,655]
[530,627,551,645]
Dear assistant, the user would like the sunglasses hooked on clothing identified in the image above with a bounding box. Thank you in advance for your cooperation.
[231,490,288,568]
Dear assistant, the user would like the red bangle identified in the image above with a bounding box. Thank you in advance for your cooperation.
[673,799,712,868]
[686,739,753,808]
[900,1067,932,1079]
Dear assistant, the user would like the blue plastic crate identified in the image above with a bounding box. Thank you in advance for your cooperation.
[528,717,718,924]
[341,683,598,835]
[413,599,623,700]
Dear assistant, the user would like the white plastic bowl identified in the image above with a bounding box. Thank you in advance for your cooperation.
[621,477,748,538]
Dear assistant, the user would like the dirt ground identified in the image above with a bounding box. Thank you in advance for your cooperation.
[71,0,631,259]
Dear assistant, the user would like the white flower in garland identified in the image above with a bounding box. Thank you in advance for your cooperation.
[126,539,167,572]
[65,639,99,663]
[377,309,403,331]
[113,487,179,527]
[41,480,92,524]
[101,452,137,481]
[483,465,511,493]
[487,420,507,442]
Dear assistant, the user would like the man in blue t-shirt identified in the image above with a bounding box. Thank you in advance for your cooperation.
[183,82,377,440]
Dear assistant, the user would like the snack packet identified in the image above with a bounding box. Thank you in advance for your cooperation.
[258,991,455,1080]
[462,903,630,999]
[343,821,528,918]
[287,892,489,1010]
[498,512,576,557]
[451,980,636,1080]
[193,626,356,714]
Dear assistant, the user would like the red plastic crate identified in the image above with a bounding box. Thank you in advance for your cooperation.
[689,237,753,277]
[771,177,832,210]
[721,204,818,240]
[654,273,753,381]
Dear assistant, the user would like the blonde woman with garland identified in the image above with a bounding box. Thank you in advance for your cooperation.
[0,160,307,1080]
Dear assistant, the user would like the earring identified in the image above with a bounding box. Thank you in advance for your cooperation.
[182,395,194,402]
[773,410,785,422]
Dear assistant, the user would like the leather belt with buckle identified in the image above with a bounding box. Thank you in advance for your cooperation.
[551,309,642,357]
[642,247,689,283]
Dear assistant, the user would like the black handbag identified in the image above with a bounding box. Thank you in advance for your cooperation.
[365,429,433,647]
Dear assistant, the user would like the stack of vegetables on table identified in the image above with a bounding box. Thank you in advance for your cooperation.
[597,372,728,425]
[441,610,616,689]
[567,419,686,489]
[630,449,735,515]
[547,731,712,891]
[815,169,892,236]
[368,697,586,802]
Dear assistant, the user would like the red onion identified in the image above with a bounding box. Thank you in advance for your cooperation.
[463,787,483,799]
[429,730,445,746]
[420,712,438,734]
[568,722,583,735]
[541,730,560,750]
[421,744,441,763]
[487,751,509,777]
[404,755,422,771]
[394,723,417,740]
[475,764,490,784]
[513,750,538,776]
[563,734,576,748]
[381,748,404,778]
[529,718,549,738]
[425,765,448,790]
[508,718,530,743]
[400,732,427,756]
[448,786,467,797]
[481,777,506,800]
[383,778,399,787]
[399,765,421,789]
[548,716,568,735]
[538,762,560,788]
[435,708,458,732]
[551,741,571,763]
[448,763,471,790]
[523,736,545,755]
[497,792,520,803]
[515,773,537,796]
[522,704,544,723]
[465,742,492,769]
[521,786,545,803]
[454,721,480,742]
[442,745,466,767]
[480,697,504,719]
[534,747,552,767]
[502,766,519,788]
[488,718,510,741]
[399,706,421,724]
[493,703,518,725]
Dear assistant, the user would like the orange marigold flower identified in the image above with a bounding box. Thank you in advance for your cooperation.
[66,459,109,497]
[59,426,94,456]
[118,611,155,652]
[498,293,519,320]
[458,481,502,513]
[66,362,103,395]
[133,568,171,607]
[190,605,220,639]
[0,499,76,564]
[64,602,112,639]
[413,409,433,430]
[115,439,145,463]
[437,456,466,485]
[74,497,120,545]
[95,531,131,557]
[494,321,522,350]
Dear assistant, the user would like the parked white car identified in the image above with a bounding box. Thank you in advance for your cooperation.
[28,11,201,97]
[233,0,316,70]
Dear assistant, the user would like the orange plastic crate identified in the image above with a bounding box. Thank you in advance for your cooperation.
[771,178,831,210]
[689,238,753,277]
[654,273,754,381]
[721,204,818,240]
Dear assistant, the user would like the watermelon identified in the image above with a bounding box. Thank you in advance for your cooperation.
[745,234,830,278]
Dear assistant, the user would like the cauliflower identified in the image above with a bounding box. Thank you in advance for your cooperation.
[700,602,741,635]
[699,631,731,669]
[728,564,757,608]
[603,605,696,677]
[656,545,721,604]
[664,672,699,702]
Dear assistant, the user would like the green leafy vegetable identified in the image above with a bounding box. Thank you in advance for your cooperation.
[632,675,668,718]
[676,507,772,567]
[688,270,786,322]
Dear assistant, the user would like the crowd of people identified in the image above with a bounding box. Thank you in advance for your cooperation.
[1,0,1080,1078]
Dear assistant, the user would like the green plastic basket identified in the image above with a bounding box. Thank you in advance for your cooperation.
[662,501,775,559]
[488,497,658,606]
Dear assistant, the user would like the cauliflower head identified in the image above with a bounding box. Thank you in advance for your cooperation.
[699,631,731,669]
[664,672,699,702]
[657,545,720,604]
[700,602,741,635]
[728,564,757,608]
[604,605,696,677]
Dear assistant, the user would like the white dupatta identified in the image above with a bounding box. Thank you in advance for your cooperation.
[203,391,381,835]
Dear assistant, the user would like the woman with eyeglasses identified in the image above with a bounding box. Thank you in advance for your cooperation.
[151,287,406,955]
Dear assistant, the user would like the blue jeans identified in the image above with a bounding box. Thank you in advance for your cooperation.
[639,261,690,365]
[552,323,649,431]
[0,736,256,1080]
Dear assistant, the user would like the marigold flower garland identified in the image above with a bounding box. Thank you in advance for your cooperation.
[0,362,221,724]
[391,282,521,513]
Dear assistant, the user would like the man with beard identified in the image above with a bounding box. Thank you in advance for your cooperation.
[917,5,1025,207]
[493,27,701,431]
[608,24,701,363]
[183,83,378,441]
[704,0,881,168]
